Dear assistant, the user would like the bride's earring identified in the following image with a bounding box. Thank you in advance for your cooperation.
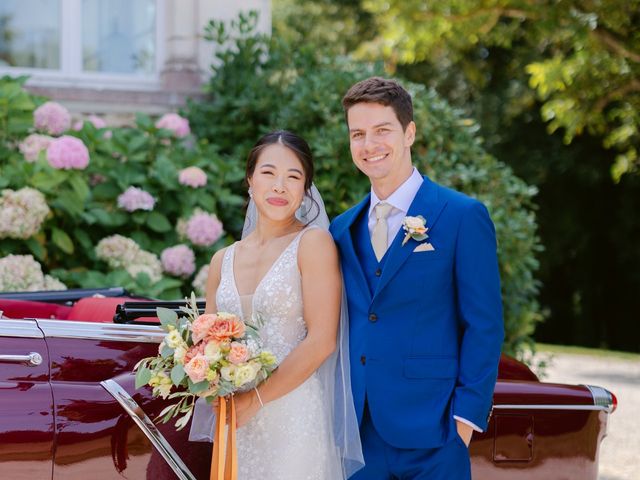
[248,187,253,198]
[297,194,310,218]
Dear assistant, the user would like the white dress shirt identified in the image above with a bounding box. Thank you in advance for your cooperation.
[367,168,424,244]
[367,167,482,433]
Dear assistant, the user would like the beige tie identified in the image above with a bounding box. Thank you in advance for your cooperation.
[371,202,393,261]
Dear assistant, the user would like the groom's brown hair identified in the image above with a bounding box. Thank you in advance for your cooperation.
[342,77,413,131]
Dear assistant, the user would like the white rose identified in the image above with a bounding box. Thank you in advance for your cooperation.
[221,364,236,381]
[234,364,258,387]
[404,216,425,230]
[204,340,222,362]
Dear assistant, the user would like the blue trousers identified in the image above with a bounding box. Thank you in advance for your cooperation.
[350,405,471,480]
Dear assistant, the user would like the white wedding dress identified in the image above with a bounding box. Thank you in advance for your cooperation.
[195,227,345,479]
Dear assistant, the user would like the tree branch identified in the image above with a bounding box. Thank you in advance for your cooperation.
[591,29,640,64]
[594,79,640,113]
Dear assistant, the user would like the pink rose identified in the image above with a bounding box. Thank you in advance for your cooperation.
[227,342,250,365]
[191,313,218,344]
[183,342,205,365]
[183,354,209,383]
[208,315,246,342]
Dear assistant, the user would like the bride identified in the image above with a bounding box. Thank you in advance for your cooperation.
[189,130,364,479]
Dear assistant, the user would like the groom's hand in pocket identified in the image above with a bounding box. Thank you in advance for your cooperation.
[456,420,473,447]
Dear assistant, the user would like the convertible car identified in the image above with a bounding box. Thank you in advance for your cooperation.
[0,288,616,480]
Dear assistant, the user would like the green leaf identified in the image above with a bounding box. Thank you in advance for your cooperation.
[156,307,179,329]
[26,237,46,261]
[171,363,186,385]
[135,366,152,389]
[67,175,90,203]
[174,408,193,430]
[188,379,210,394]
[147,211,172,232]
[51,227,74,254]
[160,344,174,358]
[73,228,93,251]
[30,171,66,191]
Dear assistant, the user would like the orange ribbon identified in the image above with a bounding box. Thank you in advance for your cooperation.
[210,396,237,480]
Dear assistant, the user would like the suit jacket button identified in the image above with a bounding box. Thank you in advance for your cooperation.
[375,268,382,277]
[368,313,377,322]
[360,355,366,365]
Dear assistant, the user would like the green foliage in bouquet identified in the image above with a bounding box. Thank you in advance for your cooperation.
[0,76,244,298]
[186,12,543,358]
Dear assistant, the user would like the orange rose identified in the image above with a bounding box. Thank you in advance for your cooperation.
[208,314,246,341]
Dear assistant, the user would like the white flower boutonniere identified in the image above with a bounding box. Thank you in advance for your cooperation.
[402,215,429,246]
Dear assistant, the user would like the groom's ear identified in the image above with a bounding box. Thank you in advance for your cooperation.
[404,121,416,147]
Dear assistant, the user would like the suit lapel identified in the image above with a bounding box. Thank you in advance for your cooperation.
[373,177,447,301]
[335,195,372,301]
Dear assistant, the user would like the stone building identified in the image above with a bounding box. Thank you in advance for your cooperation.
[0,0,271,117]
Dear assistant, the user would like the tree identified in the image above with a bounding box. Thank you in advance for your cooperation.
[357,0,640,180]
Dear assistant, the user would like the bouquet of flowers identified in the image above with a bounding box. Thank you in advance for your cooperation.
[134,293,277,430]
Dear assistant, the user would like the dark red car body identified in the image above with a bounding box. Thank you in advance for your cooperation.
[0,290,615,479]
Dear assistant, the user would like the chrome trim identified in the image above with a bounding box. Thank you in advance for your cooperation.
[583,384,615,412]
[37,319,164,343]
[494,404,612,412]
[0,319,44,338]
[0,352,43,366]
[100,379,196,480]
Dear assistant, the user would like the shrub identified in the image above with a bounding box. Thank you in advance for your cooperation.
[0,76,243,298]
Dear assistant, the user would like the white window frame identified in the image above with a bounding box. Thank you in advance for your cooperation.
[0,0,166,91]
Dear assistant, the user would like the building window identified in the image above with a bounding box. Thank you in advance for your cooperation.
[0,0,161,87]
[82,0,156,75]
[0,0,61,69]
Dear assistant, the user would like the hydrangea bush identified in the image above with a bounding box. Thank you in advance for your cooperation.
[0,76,242,298]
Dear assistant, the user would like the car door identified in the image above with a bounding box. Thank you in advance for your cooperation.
[37,318,211,479]
[0,318,54,480]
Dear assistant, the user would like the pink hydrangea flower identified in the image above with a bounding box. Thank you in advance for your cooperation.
[73,115,112,139]
[178,166,207,188]
[19,134,53,162]
[161,244,196,278]
[178,210,224,247]
[34,101,71,135]
[155,113,190,138]
[46,136,90,170]
[117,186,155,212]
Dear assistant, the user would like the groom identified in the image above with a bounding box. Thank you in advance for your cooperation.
[330,77,504,479]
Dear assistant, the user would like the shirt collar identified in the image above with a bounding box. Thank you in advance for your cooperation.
[369,168,424,218]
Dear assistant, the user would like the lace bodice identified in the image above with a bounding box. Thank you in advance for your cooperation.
[216,229,309,364]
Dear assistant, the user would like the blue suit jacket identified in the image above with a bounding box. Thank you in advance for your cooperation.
[330,176,504,449]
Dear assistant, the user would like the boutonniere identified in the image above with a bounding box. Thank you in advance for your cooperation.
[402,215,429,246]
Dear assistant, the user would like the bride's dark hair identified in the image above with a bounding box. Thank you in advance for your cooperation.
[245,130,320,224]
[245,130,314,191]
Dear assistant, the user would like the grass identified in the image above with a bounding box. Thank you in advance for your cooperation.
[536,343,640,361]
